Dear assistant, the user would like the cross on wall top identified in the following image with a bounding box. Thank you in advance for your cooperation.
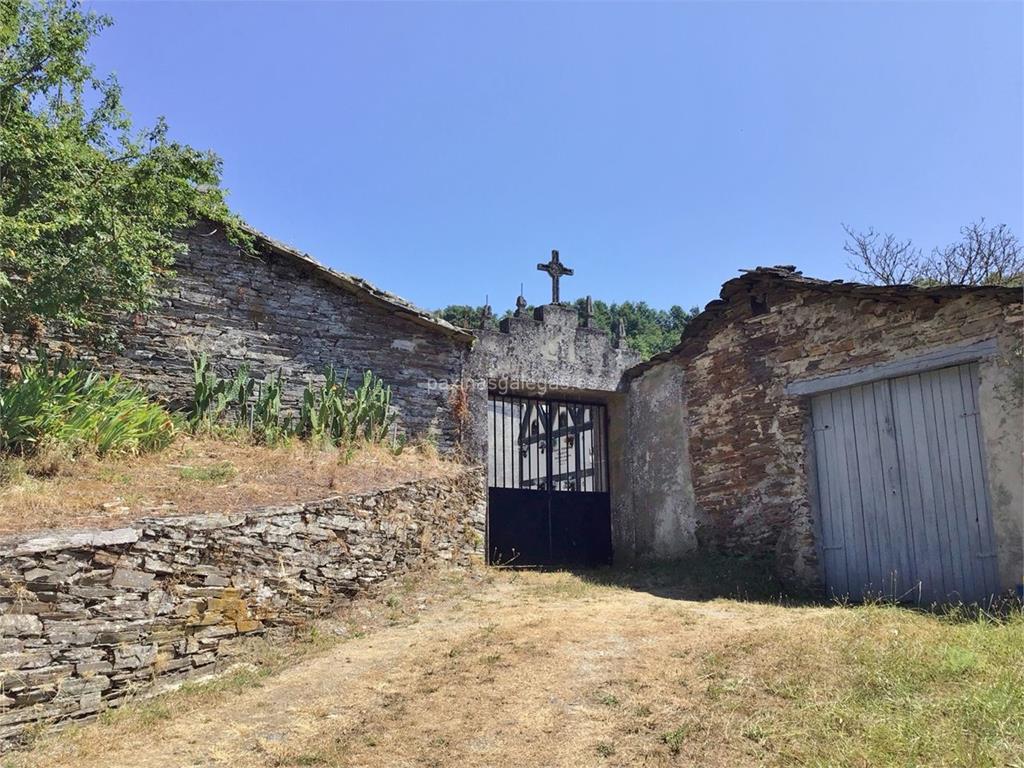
[537,250,574,304]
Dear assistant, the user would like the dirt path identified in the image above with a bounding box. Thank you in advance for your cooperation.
[11,568,1022,767]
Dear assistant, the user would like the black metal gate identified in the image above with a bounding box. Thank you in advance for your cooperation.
[487,394,612,567]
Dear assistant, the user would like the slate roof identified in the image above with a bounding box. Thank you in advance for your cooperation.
[622,265,1022,382]
[238,223,475,342]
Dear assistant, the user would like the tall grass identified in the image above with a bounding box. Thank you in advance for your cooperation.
[0,354,177,457]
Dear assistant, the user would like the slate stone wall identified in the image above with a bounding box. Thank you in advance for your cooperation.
[0,469,484,745]
[2,224,472,451]
[669,282,1022,587]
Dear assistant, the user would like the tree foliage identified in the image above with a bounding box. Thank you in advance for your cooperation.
[0,0,247,343]
[844,220,1022,287]
[436,299,698,358]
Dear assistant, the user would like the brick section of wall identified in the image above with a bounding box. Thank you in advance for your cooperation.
[2,225,471,451]
[680,283,1022,586]
[0,469,484,745]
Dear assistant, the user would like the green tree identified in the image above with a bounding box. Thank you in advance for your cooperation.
[437,304,498,330]
[0,0,247,344]
[435,299,698,358]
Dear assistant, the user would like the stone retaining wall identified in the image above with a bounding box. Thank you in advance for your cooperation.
[0,469,484,745]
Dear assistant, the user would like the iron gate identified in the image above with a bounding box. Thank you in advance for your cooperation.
[486,394,612,567]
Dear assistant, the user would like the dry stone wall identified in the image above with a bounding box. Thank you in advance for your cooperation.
[0,469,484,745]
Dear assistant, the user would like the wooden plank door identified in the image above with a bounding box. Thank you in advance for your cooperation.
[810,363,998,603]
[889,364,999,602]
[811,381,914,600]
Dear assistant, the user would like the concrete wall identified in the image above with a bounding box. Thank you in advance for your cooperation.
[0,470,484,746]
[630,274,1022,591]
[618,360,702,562]
[2,225,472,451]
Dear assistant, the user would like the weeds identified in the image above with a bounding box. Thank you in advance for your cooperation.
[594,741,616,757]
[661,725,689,755]
[0,351,176,458]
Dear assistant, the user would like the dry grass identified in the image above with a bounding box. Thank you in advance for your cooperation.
[7,563,1022,768]
[0,435,456,534]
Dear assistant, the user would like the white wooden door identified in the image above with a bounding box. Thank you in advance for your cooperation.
[810,363,999,603]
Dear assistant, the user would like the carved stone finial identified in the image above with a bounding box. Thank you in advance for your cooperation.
[581,295,594,328]
[537,249,573,304]
[514,293,527,318]
[613,317,626,349]
[479,298,493,329]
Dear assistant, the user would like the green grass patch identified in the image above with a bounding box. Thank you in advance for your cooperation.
[177,462,236,482]
[766,605,1024,766]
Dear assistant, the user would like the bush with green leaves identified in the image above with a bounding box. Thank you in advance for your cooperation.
[0,353,177,457]
[1,0,251,345]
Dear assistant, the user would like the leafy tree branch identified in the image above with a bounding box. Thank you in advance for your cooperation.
[0,0,250,345]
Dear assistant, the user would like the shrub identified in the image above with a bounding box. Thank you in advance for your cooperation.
[0,353,177,457]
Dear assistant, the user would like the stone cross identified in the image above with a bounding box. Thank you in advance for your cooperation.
[537,250,574,304]
[581,295,594,328]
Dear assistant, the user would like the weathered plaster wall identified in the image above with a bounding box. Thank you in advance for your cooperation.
[660,278,1022,589]
[619,360,702,562]
[0,470,484,745]
[976,349,1024,591]
[2,225,472,451]
[463,304,641,462]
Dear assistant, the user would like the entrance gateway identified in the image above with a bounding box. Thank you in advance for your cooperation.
[486,394,612,567]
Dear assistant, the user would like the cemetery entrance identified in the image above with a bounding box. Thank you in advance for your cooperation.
[486,394,612,567]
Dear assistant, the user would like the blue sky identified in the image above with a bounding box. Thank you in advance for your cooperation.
[87,1,1022,314]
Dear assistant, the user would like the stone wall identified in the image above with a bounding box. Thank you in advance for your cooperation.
[464,304,640,458]
[2,223,473,451]
[0,469,484,745]
[628,272,1022,589]
[463,303,641,562]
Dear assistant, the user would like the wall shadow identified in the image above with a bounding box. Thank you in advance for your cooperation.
[558,555,1023,621]
[564,554,821,607]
